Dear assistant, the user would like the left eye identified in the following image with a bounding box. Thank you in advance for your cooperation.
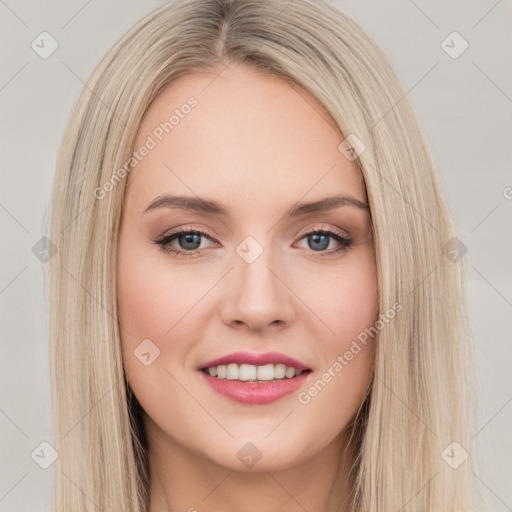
[154,229,214,256]
[296,229,352,253]
[154,227,353,257]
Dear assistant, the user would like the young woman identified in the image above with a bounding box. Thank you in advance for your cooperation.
[48,0,477,510]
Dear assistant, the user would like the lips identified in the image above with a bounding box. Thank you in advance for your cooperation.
[198,351,310,371]
[200,370,310,404]
[197,351,312,404]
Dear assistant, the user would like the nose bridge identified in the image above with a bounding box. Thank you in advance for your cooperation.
[222,234,294,329]
[235,234,283,301]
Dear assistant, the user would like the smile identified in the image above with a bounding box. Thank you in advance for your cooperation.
[197,352,312,404]
[201,363,305,381]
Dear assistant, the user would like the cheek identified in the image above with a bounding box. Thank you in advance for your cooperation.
[116,239,202,426]
[116,235,226,404]
[116,236,189,377]
[308,248,378,348]
[299,251,378,413]
[116,235,204,345]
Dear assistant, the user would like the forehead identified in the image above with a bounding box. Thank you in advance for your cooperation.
[126,65,366,211]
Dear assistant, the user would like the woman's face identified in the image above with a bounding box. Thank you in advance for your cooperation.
[117,65,378,472]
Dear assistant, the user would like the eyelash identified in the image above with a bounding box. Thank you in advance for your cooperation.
[153,226,353,258]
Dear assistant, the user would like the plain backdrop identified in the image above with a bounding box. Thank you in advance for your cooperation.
[0,1,511,511]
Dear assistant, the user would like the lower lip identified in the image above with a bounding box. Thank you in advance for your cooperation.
[199,371,310,404]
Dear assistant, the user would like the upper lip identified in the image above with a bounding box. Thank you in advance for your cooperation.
[198,351,310,371]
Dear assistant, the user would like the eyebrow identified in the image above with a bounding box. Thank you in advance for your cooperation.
[143,194,370,217]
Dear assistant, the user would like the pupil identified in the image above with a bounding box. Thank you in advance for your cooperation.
[180,233,201,250]
[309,233,329,251]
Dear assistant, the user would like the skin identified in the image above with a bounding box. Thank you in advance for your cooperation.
[117,64,378,512]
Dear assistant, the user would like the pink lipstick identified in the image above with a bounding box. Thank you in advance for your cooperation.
[197,351,312,405]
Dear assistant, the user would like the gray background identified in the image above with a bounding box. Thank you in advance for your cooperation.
[0,1,511,510]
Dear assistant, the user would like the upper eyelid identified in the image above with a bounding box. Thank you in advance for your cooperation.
[158,226,217,242]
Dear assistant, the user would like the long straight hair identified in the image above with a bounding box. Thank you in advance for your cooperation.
[48,0,477,510]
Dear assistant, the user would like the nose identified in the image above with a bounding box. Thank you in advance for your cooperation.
[219,245,296,332]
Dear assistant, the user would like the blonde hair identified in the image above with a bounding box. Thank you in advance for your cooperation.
[48,0,477,510]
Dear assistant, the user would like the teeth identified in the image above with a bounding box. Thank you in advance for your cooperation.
[226,363,238,380]
[203,363,305,381]
[274,364,286,379]
[239,364,257,381]
[256,364,274,381]
[285,366,295,378]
